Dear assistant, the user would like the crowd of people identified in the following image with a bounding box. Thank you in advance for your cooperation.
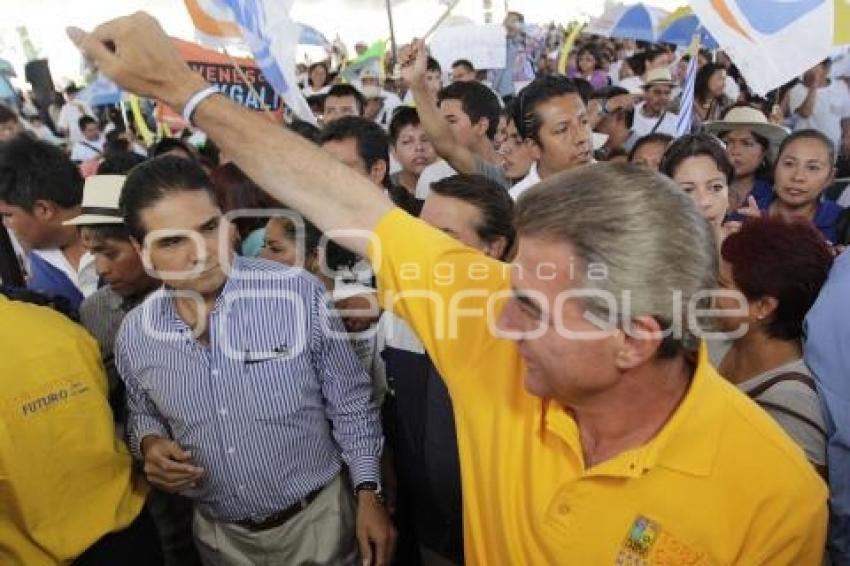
[1,7,849,566]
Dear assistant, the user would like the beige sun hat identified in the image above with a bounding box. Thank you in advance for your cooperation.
[641,68,677,89]
[63,175,126,226]
[703,106,789,159]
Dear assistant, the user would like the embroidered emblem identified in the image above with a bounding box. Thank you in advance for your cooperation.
[615,516,707,565]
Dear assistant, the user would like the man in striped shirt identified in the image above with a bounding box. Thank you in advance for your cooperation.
[113,156,393,565]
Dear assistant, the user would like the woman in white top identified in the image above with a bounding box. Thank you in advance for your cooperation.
[713,217,833,477]
[302,61,332,97]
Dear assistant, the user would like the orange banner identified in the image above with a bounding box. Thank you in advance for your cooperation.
[159,38,284,130]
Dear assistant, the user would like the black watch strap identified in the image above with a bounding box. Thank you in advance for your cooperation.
[355,481,379,493]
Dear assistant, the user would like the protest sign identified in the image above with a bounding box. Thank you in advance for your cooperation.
[428,24,506,71]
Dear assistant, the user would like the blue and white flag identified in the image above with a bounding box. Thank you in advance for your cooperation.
[187,0,316,124]
[675,48,698,137]
[298,23,330,47]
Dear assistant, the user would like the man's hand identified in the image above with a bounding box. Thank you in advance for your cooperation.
[398,39,428,89]
[356,491,397,566]
[66,12,207,111]
[141,435,204,493]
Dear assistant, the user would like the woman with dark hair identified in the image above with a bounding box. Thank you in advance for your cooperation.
[659,133,735,241]
[568,45,609,91]
[302,61,332,97]
[628,132,673,171]
[714,217,832,476]
[692,63,730,129]
[759,129,846,244]
[210,162,282,256]
[704,105,789,213]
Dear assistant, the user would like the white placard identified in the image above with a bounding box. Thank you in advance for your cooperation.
[428,24,507,71]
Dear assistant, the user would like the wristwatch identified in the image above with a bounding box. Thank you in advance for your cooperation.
[355,481,386,504]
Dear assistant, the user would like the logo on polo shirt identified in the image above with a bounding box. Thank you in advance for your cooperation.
[615,515,706,565]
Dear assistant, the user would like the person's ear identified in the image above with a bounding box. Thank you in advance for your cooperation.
[750,295,779,326]
[483,236,507,261]
[369,159,388,187]
[526,137,543,162]
[613,316,666,370]
[474,117,490,139]
[31,200,56,223]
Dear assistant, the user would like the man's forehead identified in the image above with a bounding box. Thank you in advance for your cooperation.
[326,95,357,108]
[536,94,585,121]
[140,191,219,229]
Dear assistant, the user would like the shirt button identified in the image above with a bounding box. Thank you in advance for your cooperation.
[211,369,220,376]
[238,484,246,491]
[218,407,228,416]
[226,446,235,455]
[558,503,570,515]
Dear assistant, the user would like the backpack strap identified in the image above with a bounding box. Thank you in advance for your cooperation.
[746,371,826,438]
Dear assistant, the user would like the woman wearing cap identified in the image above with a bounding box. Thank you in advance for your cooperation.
[704,105,789,216]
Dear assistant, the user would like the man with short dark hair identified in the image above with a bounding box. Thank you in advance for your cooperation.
[0,104,25,143]
[450,60,476,83]
[402,57,443,106]
[379,174,514,566]
[66,175,158,420]
[590,86,638,158]
[65,174,200,566]
[0,135,96,311]
[388,106,437,195]
[323,83,366,125]
[71,115,105,162]
[508,75,593,199]
[320,115,421,215]
[400,40,509,199]
[112,155,393,565]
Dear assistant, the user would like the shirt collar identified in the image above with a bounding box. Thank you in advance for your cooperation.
[543,342,723,479]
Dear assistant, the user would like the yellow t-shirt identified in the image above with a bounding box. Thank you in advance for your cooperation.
[369,209,827,565]
[0,297,147,565]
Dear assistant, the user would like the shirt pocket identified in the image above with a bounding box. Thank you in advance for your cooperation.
[242,338,321,423]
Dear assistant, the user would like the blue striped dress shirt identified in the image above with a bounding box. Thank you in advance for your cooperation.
[115,256,382,522]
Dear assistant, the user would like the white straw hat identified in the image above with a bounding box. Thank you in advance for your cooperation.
[63,175,126,226]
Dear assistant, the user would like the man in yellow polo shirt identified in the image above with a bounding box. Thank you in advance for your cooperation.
[0,295,157,565]
[70,14,827,564]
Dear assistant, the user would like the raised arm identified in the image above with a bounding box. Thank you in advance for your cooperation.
[68,12,391,257]
[399,39,478,175]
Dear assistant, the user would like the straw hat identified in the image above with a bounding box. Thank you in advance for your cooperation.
[64,175,126,226]
[703,106,789,159]
[641,68,677,89]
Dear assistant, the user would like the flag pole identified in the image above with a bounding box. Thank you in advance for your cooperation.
[385,0,399,69]
[221,47,275,121]
[423,0,461,42]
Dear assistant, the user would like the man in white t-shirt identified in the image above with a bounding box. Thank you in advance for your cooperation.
[789,58,850,152]
[70,116,105,163]
[56,84,95,144]
[631,68,680,140]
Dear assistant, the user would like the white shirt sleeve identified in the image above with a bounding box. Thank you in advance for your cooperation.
[788,83,809,115]
[56,105,70,131]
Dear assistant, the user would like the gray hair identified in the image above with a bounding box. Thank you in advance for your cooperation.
[515,162,717,356]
